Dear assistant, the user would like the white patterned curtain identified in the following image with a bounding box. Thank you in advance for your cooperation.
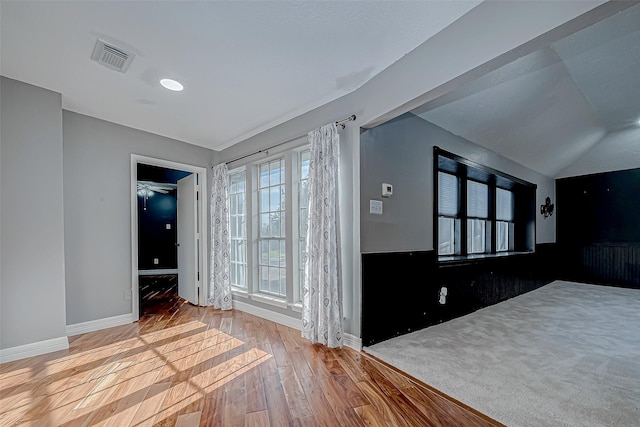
[209,163,232,310]
[302,123,343,348]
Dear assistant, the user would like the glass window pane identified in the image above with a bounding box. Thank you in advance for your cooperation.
[438,172,458,216]
[438,217,455,255]
[270,186,280,211]
[467,219,487,253]
[260,240,269,265]
[269,267,279,294]
[260,189,269,213]
[269,240,279,266]
[270,162,281,186]
[260,164,269,188]
[259,266,268,292]
[497,221,509,252]
[280,273,287,296]
[260,213,270,237]
[467,181,489,218]
[496,188,514,221]
[280,240,286,266]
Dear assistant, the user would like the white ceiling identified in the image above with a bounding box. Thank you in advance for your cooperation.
[0,0,481,151]
[414,2,640,177]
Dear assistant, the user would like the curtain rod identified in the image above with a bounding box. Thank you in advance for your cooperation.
[223,114,356,165]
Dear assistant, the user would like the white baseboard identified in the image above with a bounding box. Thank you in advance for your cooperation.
[66,313,134,337]
[233,299,301,330]
[0,336,69,364]
[232,300,362,351]
[343,333,362,351]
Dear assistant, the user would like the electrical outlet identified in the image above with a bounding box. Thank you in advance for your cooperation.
[153,258,159,265]
[166,223,171,230]
[369,199,383,215]
[439,287,448,305]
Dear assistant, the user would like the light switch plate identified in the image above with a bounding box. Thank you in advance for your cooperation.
[369,199,383,215]
[382,183,393,197]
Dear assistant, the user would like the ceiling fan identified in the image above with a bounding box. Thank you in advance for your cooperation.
[137,180,177,210]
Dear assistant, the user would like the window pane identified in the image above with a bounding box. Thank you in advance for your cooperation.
[259,266,268,292]
[260,164,269,188]
[467,219,487,253]
[269,240,279,266]
[269,267,279,294]
[496,188,514,221]
[497,221,509,252]
[438,172,458,216]
[270,186,280,211]
[260,213,270,237]
[259,189,268,213]
[228,169,247,289]
[438,217,455,255]
[270,161,281,186]
[467,181,489,218]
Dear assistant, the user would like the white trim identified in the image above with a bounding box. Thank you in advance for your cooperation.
[231,288,249,298]
[233,299,301,330]
[344,333,362,351]
[131,154,209,320]
[66,313,134,337]
[249,293,288,309]
[138,269,178,276]
[0,336,69,364]
[288,303,303,313]
[232,299,362,351]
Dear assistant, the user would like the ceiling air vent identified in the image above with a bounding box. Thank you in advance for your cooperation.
[91,39,134,73]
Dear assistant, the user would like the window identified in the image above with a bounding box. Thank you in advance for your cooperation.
[258,159,286,297]
[435,147,536,259]
[496,188,514,252]
[437,172,459,255]
[227,148,313,308]
[229,169,247,289]
[298,150,311,301]
[467,180,489,254]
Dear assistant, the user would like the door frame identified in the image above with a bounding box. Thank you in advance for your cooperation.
[130,154,209,321]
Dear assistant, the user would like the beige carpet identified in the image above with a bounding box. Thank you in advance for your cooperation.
[364,280,640,427]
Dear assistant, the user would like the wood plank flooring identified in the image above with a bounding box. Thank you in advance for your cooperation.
[0,298,502,426]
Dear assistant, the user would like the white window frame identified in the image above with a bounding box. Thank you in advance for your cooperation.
[228,146,308,310]
[228,168,247,290]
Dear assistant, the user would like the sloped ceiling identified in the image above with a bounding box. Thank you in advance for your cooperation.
[414,2,640,177]
[0,0,480,151]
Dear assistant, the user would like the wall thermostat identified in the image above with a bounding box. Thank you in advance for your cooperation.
[382,183,393,197]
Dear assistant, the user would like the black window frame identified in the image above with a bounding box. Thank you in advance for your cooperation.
[434,147,536,262]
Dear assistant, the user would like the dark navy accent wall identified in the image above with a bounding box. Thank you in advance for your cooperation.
[138,191,178,269]
[556,168,640,288]
[361,246,556,346]
[137,164,191,270]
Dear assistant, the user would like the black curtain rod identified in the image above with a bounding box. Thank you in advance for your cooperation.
[223,114,356,165]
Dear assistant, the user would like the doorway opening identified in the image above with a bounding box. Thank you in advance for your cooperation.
[130,155,208,321]
[137,163,190,316]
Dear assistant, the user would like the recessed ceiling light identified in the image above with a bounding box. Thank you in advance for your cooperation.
[160,78,184,92]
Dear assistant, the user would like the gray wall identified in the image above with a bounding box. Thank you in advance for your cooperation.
[360,113,556,254]
[63,111,213,325]
[1,77,67,349]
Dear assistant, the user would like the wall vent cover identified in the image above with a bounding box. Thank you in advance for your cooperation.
[91,39,134,73]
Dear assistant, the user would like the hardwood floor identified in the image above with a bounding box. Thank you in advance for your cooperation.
[139,274,179,317]
[0,299,502,426]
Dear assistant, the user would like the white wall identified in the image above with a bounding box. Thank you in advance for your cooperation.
[63,111,214,325]
[1,77,67,350]
[556,126,640,178]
